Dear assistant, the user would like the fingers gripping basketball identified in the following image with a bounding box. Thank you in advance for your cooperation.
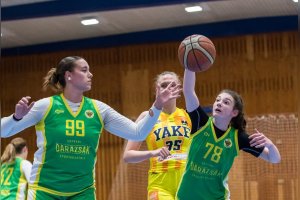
[178,34,216,72]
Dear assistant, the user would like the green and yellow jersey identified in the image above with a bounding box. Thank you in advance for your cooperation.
[29,94,103,196]
[176,117,239,200]
[1,157,28,200]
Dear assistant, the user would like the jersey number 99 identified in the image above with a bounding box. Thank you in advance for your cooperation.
[66,120,85,137]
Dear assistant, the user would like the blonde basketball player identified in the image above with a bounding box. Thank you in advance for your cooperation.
[1,137,32,200]
[123,71,192,200]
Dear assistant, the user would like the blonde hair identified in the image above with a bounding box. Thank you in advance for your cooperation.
[1,137,27,163]
[43,56,83,92]
[154,71,181,86]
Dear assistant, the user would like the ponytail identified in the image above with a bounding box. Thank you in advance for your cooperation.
[1,138,27,163]
[1,143,16,163]
[42,56,83,92]
[43,67,62,92]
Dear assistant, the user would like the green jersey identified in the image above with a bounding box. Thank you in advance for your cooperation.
[30,94,103,196]
[176,117,239,200]
[0,157,27,200]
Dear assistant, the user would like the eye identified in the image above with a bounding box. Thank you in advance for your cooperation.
[224,100,230,105]
[160,82,170,88]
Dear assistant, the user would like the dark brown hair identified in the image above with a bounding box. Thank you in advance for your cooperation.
[43,56,83,92]
[220,89,246,131]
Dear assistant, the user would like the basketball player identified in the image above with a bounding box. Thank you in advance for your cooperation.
[1,56,181,200]
[175,69,281,200]
[123,71,192,200]
[1,137,32,200]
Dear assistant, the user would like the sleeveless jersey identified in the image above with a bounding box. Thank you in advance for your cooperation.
[30,94,103,196]
[146,108,191,172]
[0,157,27,200]
[176,117,239,200]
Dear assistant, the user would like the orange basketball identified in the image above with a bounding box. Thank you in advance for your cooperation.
[178,34,216,72]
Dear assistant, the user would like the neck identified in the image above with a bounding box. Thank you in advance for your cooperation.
[162,101,176,114]
[16,154,26,160]
[63,89,83,103]
[213,117,231,131]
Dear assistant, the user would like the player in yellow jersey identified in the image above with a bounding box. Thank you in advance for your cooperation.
[123,71,192,200]
[1,137,32,200]
[1,56,181,200]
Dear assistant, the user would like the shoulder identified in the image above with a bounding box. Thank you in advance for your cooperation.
[31,97,51,113]
[92,99,110,109]
[21,160,32,168]
[237,130,250,140]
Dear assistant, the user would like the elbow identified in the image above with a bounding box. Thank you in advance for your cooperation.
[271,156,281,164]
[123,154,129,163]
[123,153,131,163]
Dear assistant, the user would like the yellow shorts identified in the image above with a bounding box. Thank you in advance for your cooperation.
[148,168,184,200]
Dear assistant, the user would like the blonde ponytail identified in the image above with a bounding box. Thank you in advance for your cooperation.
[1,137,27,163]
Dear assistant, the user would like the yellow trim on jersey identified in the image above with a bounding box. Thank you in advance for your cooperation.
[36,97,53,131]
[34,97,52,186]
[92,99,104,134]
[91,99,103,183]
[234,129,239,156]
[28,184,95,197]
[211,120,232,143]
[191,118,210,138]
[16,161,26,200]
[60,93,84,118]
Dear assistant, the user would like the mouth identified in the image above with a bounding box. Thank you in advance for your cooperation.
[214,108,221,113]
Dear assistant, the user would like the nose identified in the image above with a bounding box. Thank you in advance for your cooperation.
[89,72,93,78]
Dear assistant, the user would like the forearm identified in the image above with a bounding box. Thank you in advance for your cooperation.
[260,143,281,163]
[1,115,23,138]
[266,143,281,163]
[123,150,156,163]
[104,105,161,141]
[183,69,199,112]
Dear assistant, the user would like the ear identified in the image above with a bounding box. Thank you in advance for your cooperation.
[64,71,72,80]
[232,109,239,117]
[22,146,28,153]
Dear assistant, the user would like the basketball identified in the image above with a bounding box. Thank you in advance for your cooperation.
[178,34,216,72]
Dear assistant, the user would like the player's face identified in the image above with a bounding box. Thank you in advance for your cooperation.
[69,59,93,92]
[157,74,179,90]
[156,74,180,104]
[212,92,238,119]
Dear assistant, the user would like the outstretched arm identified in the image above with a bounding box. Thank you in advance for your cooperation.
[1,97,47,138]
[249,129,281,163]
[183,69,199,112]
[102,81,182,141]
[123,112,170,163]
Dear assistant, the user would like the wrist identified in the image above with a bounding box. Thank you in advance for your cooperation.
[13,114,22,121]
[153,102,162,110]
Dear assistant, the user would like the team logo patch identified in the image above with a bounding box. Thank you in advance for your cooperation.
[55,109,64,114]
[224,139,232,148]
[85,110,94,118]
[181,120,188,125]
